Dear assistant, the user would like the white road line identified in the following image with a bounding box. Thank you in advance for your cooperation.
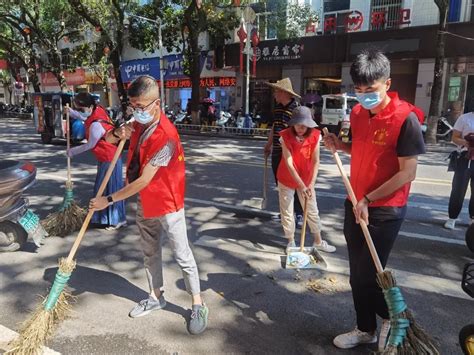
[0,324,60,354]
[186,197,466,246]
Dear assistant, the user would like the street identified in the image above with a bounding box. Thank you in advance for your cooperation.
[0,116,472,355]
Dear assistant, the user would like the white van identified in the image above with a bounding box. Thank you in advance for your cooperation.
[321,94,358,132]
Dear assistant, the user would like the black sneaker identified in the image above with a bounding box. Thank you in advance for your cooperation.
[129,295,166,318]
[188,304,209,335]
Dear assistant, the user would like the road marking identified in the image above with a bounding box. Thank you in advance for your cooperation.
[0,324,60,354]
[186,197,466,246]
[194,235,470,301]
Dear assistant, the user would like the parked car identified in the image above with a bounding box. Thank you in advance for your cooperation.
[321,93,358,134]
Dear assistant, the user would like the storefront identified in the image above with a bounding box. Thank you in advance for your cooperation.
[120,51,237,112]
[445,58,474,121]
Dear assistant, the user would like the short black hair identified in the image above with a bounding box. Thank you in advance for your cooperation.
[128,75,159,98]
[350,49,390,86]
[74,92,95,108]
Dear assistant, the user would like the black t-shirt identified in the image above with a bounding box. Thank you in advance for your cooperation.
[396,112,426,157]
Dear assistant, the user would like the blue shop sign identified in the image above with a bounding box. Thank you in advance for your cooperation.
[120,58,160,82]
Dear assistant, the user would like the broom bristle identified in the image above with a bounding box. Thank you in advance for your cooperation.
[377,271,440,355]
[42,202,86,237]
[6,291,73,355]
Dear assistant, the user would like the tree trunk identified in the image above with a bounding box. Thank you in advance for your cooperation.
[426,2,449,144]
[110,48,127,112]
[189,35,201,125]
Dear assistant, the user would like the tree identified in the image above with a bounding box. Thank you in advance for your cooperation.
[0,0,88,92]
[0,16,42,92]
[68,0,134,109]
[128,0,239,124]
[425,0,449,144]
[0,69,13,104]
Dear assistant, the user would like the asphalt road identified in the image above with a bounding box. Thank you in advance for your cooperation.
[0,117,472,354]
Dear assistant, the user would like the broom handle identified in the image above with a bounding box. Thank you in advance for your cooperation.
[299,196,308,252]
[322,128,384,273]
[65,104,71,185]
[66,138,126,263]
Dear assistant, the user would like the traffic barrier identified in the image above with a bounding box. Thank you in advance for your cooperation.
[175,124,270,139]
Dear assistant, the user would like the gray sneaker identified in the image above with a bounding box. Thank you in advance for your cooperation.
[188,304,209,335]
[129,295,167,318]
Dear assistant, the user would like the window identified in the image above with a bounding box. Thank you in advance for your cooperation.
[370,0,403,30]
[323,0,350,13]
[448,0,461,23]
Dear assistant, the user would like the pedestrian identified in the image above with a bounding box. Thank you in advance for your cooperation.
[324,49,425,350]
[278,106,336,254]
[444,107,474,229]
[68,92,127,231]
[89,75,208,335]
[264,78,304,226]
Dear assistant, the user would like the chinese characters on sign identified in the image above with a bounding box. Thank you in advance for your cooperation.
[254,43,303,62]
[164,77,237,89]
[324,8,411,33]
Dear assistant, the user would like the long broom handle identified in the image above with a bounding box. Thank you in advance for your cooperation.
[299,196,308,252]
[66,138,126,263]
[322,128,384,273]
[65,104,71,185]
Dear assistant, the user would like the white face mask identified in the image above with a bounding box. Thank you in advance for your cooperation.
[132,110,154,124]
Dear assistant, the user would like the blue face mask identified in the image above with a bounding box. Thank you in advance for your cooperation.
[356,92,382,110]
[79,110,92,119]
[133,110,154,124]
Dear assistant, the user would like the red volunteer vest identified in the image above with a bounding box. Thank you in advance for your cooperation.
[277,128,320,189]
[84,105,117,162]
[350,92,415,207]
[126,114,185,218]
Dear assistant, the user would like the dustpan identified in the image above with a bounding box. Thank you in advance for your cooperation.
[285,197,328,269]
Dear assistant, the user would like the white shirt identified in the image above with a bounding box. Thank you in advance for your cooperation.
[454,112,474,137]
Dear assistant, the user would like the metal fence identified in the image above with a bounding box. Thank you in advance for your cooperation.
[175,124,270,139]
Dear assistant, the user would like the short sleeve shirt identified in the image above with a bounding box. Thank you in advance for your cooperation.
[453,112,474,138]
[271,99,299,152]
[396,112,426,157]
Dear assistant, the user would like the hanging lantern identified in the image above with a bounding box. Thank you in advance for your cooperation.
[103,46,110,55]
[95,26,102,32]
[237,22,247,74]
[251,29,259,77]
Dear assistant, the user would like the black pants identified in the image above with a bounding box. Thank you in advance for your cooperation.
[448,157,474,219]
[343,199,406,332]
[272,150,303,215]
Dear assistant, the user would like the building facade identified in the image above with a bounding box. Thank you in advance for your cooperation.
[226,0,474,121]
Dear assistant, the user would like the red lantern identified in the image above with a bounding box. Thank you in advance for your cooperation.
[251,29,259,77]
[22,26,31,35]
[95,26,102,32]
[103,46,110,55]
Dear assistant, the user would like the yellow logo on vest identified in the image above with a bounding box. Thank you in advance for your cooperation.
[178,155,184,161]
[372,129,387,146]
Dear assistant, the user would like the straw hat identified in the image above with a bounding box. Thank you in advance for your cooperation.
[266,78,301,99]
[288,106,317,128]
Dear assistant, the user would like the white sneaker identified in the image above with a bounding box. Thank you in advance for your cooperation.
[378,319,391,351]
[333,328,377,349]
[313,240,336,253]
[470,218,474,225]
[444,219,456,230]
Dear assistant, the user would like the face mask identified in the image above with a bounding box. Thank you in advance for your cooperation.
[79,110,92,119]
[133,110,154,124]
[356,92,382,110]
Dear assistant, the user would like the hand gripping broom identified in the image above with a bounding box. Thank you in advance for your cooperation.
[322,128,439,354]
[42,104,87,237]
[7,138,127,355]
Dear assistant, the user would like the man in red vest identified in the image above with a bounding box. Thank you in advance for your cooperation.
[89,75,208,335]
[324,50,425,350]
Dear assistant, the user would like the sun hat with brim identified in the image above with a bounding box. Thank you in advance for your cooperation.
[266,78,301,99]
[288,106,317,128]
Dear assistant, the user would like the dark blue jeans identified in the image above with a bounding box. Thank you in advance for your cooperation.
[343,199,406,332]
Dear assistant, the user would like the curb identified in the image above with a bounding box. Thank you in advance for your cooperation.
[0,324,60,354]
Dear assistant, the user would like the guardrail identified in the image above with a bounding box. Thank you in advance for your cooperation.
[175,124,270,138]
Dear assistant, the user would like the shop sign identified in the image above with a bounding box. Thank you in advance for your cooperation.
[254,43,303,63]
[41,69,85,87]
[120,58,160,83]
[324,8,411,33]
[164,77,237,89]
[84,68,103,84]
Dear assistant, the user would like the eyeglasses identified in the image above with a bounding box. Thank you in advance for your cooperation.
[128,99,158,114]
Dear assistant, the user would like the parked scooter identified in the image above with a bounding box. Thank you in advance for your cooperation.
[0,161,47,252]
[216,110,233,127]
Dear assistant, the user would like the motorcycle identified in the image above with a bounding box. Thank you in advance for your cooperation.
[0,160,47,252]
[216,110,233,127]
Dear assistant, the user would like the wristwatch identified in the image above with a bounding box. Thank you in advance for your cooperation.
[106,195,114,206]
